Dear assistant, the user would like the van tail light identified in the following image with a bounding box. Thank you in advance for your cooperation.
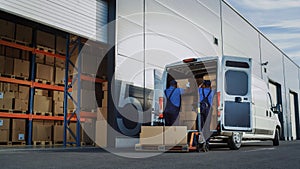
[159,97,164,113]
[217,91,221,117]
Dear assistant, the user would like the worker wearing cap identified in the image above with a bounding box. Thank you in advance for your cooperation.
[198,80,214,129]
[163,80,185,126]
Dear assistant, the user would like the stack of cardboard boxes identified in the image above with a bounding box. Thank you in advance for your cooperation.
[95,82,108,147]
[139,126,187,146]
[180,95,197,130]
[34,89,52,113]
[11,119,26,142]
[0,118,10,142]
[32,120,52,143]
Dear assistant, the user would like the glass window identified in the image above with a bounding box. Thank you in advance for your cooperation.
[225,70,248,95]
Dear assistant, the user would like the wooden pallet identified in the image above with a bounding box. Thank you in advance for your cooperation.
[35,79,53,85]
[0,109,26,114]
[33,141,53,146]
[34,112,52,116]
[135,144,189,152]
[0,141,26,146]
[0,73,29,81]
[53,141,63,145]
[0,36,30,46]
[36,45,55,54]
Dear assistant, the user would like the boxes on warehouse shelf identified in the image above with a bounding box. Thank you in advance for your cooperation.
[12,119,26,131]
[11,130,25,142]
[53,125,63,143]
[32,124,52,141]
[164,126,187,145]
[35,89,49,96]
[14,99,28,111]
[95,120,107,147]
[0,97,13,110]
[0,19,15,39]
[34,95,52,113]
[55,67,65,85]
[53,91,64,101]
[0,118,10,130]
[55,57,65,68]
[13,58,30,78]
[16,24,32,43]
[18,85,30,100]
[4,56,14,75]
[37,30,55,49]
[56,36,66,55]
[36,63,54,82]
[3,83,18,92]
[53,101,64,116]
[5,47,20,58]
[139,126,164,145]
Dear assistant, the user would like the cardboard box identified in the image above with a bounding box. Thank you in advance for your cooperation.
[0,129,9,142]
[97,107,107,120]
[102,91,108,107]
[53,125,63,142]
[180,111,197,121]
[181,95,194,105]
[13,59,30,78]
[14,99,28,111]
[55,57,65,68]
[11,130,25,142]
[36,53,45,64]
[0,19,15,39]
[53,91,64,101]
[12,119,26,131]
[0,118,10,130]
[53,101,64,115]
[16,24,32,43]
[0,98,13,109]
[139,126,164,145]
[55,67,65,85]
[0,55,5,74]
[37,30,55,48]
[95,120,107,147]
[18,85,30,100]
[36,63,54,82]
[56,36,66,54]
[181,105,194,112]
[164,126,187,145]
[21,51,30,60]
[32,124,52,141]
[34,95,52,112]
[45,56,55,66]
[4,57,14,75]
[3,84,18,92]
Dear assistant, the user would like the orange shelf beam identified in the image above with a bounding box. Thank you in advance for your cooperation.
[0,77,31,86]
[35,49,65,60]
[0,113,86,122]
[0,40,34,52]
[33,82,65,91]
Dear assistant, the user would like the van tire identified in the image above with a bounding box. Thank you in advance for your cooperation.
[228,132,242,150]
[273,128,280,146]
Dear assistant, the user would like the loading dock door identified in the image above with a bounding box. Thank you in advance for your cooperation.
[222,56,252,132]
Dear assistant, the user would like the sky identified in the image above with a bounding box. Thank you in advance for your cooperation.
[225,0,300,66]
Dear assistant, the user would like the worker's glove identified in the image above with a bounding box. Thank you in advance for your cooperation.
[186,82,190,88]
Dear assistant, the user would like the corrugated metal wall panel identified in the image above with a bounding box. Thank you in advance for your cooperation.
[0,0,108,42]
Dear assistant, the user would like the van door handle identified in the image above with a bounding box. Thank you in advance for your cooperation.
[235,97,242,102]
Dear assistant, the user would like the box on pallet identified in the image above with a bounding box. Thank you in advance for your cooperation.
[0,19,15,39]
[0,129,9,142]
[53,101,64,116]
[36,63,54,82]
[55,57,65,68]
[53,91,64,101]
[12,119,26,131]
[95,120,107,147]
[13,58,30,78]
[53,125,63,142]
[3,83,18,92]
[55,67,65,85]
[14,99,28,111]
[164,126,187,145]
[4,57,14,75]
[0,55,4,74]
[37,30,55,49]
[35,89,48,96]
[5,47,20,58]
[0,118,10,130]
[16,24,32,43]
[34,95,52,113]
[139,126,164,145]
[32,124,52,141]
[56,36,66,55]
[18,85,30,100]
[0,97,13,109]
[11,130,25,142]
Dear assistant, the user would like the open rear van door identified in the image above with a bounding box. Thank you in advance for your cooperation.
[221,56,252,132]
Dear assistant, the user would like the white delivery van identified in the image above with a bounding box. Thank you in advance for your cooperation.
[156,56,282,150]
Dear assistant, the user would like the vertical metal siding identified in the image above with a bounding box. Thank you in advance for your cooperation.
[0,0,108,42]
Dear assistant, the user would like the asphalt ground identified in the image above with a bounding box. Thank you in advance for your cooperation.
[0,140,299,169]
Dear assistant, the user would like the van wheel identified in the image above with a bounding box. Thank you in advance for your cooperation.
[273,128,280,146]
[228,132,242,150]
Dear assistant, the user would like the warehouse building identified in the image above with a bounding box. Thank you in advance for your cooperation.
[0,0,299,148]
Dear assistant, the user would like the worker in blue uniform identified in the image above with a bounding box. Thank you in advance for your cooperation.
[163,80,185,126]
